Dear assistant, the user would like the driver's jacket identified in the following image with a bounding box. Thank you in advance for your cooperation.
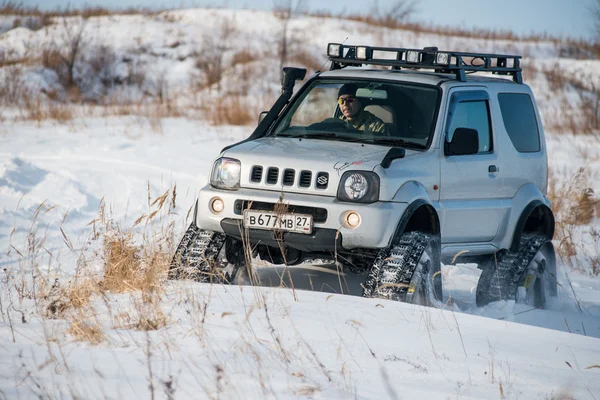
[339,110,388,135]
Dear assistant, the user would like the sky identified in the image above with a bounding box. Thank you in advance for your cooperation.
[25,0,597,41]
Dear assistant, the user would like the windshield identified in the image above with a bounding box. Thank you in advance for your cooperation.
[272,79,441,149]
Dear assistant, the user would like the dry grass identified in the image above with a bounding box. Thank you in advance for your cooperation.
[67,319,104,344]
[290,48,323,73]
[101,232,143,292]
[0,1,164,19]
[548,167,600,274]
[113,291,168,331]
[211,96,254,125]
[544,66,568,93]
[541,69,600,134]
[231,49,259,66]
[20,95,75,124]
[34,184,176,345]
[310,9,598,55]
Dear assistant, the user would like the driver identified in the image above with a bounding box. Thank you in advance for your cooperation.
[337,83,388,135]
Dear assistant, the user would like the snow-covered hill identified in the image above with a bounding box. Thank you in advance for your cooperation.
[1,8,599,399]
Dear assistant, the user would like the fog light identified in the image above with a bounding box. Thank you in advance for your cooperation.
[210,197,224,214]
[343,211,361,229]
[406,51,419,63]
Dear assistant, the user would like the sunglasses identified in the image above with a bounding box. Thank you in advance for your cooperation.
[338,96,356,105]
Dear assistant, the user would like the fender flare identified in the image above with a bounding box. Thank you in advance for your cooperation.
[510,200,555,251]
[391,199,440,247]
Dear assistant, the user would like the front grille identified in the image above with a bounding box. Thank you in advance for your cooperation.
[234,200,328,223]
[250,166,263,183]
[248,165,328,190]
[282,169,295,186]
[299,171,312,187]
[266,167,279,184]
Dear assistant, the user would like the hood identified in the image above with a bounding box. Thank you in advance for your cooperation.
[223,137,391,196]
[226,137,390,170]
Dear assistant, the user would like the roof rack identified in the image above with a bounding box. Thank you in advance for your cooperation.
[327,43,523,84]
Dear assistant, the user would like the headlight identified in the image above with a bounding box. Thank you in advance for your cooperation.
[337,171,379,203]
[210,157,241,190]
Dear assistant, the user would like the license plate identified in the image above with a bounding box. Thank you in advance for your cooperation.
[243,210,313,234]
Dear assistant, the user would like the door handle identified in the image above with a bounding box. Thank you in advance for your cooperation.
[488,165,499,173]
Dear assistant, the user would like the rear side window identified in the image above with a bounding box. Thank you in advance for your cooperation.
[498,93,540,152]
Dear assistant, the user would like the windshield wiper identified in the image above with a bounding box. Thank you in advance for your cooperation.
[366,137,427,149]
[277,132,339,140]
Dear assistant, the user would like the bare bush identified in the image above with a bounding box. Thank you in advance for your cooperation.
[146,68,171,108]
[593,0,600,44]
[42,48,64,75]
[520,60,538,83]
[543,66,567,92]
[40,16,88,95]
[11,15,52,31]
[193,17,236,91]
[581,89,600,131]
[57,17,88,89]
[125,58,147,88]
[0,63,25,105]
[86,44,117,88]
[374,0,418,26]
[274,0,307,75]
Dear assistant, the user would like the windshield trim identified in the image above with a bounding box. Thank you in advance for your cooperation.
[266,77,443,151]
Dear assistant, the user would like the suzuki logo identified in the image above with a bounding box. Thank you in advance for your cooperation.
[317,175,328,185]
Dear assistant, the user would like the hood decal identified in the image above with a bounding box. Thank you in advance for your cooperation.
[333,160,366,176]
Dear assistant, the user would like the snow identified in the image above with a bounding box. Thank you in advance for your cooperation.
[1,117,599,399]
[0,8,599,399]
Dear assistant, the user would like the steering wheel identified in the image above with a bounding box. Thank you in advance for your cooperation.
[308,118,358,133]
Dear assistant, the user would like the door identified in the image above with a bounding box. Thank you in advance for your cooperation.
[439,88,506,244]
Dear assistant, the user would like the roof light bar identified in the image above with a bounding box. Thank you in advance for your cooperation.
[326,43,523,83]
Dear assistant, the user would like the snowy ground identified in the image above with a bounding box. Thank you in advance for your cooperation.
[1,118,599,399]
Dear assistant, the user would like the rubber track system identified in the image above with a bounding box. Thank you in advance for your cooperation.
[363,231,429,301]
[169,224,228,283]
[476,234,545,306]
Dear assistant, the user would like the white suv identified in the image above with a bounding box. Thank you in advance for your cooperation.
[170,44,557,308]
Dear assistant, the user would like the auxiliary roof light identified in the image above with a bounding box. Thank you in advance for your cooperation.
[436,52,450,65]
[406,50,420,63]
[356,46,368,60]
[328,43,341,57]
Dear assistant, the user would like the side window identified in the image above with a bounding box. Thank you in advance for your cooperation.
[498,93,540,153]
[448,100,493,153]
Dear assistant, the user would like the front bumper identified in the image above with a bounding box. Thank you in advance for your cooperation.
[197,185,408,250]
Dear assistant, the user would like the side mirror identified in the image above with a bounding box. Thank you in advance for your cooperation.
[258,111,268,126]
[445,127,479,156]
